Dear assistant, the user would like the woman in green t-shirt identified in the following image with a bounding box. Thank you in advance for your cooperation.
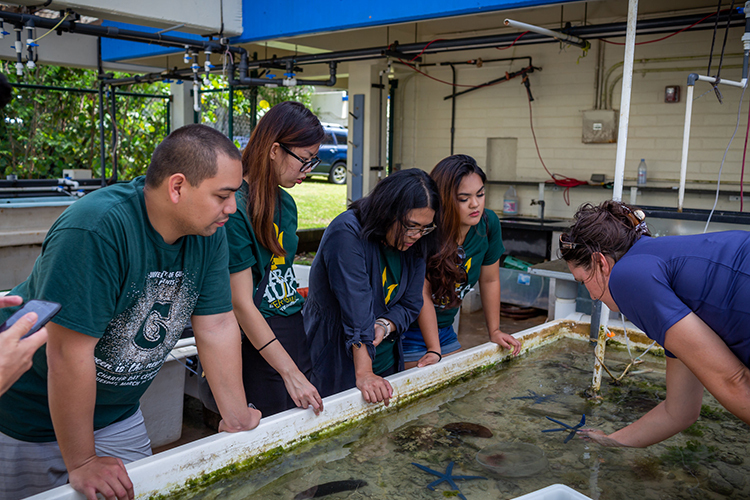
[225,101,324,416]
[402,155,522,369]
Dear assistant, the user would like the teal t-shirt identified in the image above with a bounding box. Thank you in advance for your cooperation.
[372,244,402,374]
[0,176,233,442]
[434,209,505,328]
[225,182,303,318]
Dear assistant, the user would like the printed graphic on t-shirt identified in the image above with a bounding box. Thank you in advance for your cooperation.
[94,270,197,388]
[263,223,300,313]
[382,267,398,305]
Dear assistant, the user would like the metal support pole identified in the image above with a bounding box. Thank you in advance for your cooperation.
[678,82,696,212]
[450,64,456,155]
[611,0,638,203]
[97,37,106,187]
[228,83,234,141]
[98,81,105,187]
[166,99,171,135]
[387,79,397,175]
[110,87,118,183]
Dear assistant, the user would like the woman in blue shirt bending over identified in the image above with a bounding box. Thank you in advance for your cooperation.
[561,200,750,447]
[402,155,521,369]
[305,169,440,405]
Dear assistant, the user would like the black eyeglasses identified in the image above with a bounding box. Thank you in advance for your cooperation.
[559,233,581,252]
[401,222,437,237]
[456,245,468,285]
[278,143,321,173]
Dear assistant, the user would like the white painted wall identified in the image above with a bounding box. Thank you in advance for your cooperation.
[311,90,348,127]
[395,26,750,217]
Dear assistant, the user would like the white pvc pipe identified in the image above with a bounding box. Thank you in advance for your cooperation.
[611,0,639,203]
[678,84,696,212]
[504,19,588,48]
[593,0,638,394]
[695,74,747,88]
[678,76,747,211]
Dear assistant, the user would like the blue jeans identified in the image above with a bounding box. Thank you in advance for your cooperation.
[401,324,461,363]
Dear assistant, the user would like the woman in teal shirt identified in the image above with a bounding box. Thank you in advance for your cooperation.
[402,155,521,368]
[225,101,324,416]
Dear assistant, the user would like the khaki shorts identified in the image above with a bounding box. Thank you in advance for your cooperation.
[0,408,152,499]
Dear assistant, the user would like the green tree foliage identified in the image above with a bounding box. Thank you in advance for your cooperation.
[0,63,169,180]
[0,64,316,181]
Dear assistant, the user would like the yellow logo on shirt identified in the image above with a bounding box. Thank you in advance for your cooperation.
[271,223,285,269]
[382,267,397,304]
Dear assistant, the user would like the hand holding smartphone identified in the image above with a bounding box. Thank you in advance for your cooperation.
[0,299,61,339]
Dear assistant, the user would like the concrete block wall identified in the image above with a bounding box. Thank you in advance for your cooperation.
[395,23,750,216]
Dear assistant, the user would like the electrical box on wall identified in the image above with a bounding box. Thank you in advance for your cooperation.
[582,109,618,144]
[665,86,680,103]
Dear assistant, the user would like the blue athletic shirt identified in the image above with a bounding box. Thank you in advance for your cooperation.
[609,231,750,366]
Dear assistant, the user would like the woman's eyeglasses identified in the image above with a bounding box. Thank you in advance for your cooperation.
[279,143,321,173]
[559,233,581,252]
[401,222,437,237]
[456,245,468,285]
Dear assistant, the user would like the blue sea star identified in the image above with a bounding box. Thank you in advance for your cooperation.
[411,461,486,500]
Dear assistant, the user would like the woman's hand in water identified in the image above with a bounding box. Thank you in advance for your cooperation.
[578,429,630,447]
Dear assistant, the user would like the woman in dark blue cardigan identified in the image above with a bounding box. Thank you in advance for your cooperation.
[304,169,441,404]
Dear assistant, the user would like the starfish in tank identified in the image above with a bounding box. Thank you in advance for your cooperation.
[411,460,486,500]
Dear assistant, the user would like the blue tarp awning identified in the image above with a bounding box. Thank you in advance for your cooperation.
[103,0,578,62]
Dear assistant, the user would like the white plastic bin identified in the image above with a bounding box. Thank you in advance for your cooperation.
[512,484,592,499]
[139,342,197,448]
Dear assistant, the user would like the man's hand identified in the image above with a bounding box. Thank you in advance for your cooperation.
[490,329,522,356]
[218,405,262,433]
[68,455,134,500]
[0,296,49,394]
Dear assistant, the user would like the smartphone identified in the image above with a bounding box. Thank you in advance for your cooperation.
[0,299,61,339]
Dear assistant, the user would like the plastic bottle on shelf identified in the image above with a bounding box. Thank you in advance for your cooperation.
[637,159,647,186]
[503,185,518,214]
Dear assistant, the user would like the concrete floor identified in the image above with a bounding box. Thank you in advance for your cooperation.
[152,308,548,454]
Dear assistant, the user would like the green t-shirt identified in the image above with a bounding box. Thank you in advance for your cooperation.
[433,209,505,328]
[372,244,402,374]
[225,182,303,318]
[0,176,233,442]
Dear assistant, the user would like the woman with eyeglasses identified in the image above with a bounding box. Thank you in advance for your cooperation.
[222,101,324,417]
[561,200,750,447]
[402,155,521,369]
[304,169,441,403]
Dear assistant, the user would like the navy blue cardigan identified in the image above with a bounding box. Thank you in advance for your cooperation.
[304,210,426,398]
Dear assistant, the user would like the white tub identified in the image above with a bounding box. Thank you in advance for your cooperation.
[29,319,654,500]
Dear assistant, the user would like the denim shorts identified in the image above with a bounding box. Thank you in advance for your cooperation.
[401,324,461,363]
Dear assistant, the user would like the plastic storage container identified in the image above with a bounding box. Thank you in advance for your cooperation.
[503,185,519,214]
[637,159,647,186]
[512,484,592,499]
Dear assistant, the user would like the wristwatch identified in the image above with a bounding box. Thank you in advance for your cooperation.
[375,318,392,338]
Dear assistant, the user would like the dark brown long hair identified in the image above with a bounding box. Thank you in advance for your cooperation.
[426,155,487,308]
[241,101,324,256]
[560,200,651,270]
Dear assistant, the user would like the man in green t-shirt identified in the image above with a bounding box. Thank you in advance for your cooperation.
[0,124,261,500]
